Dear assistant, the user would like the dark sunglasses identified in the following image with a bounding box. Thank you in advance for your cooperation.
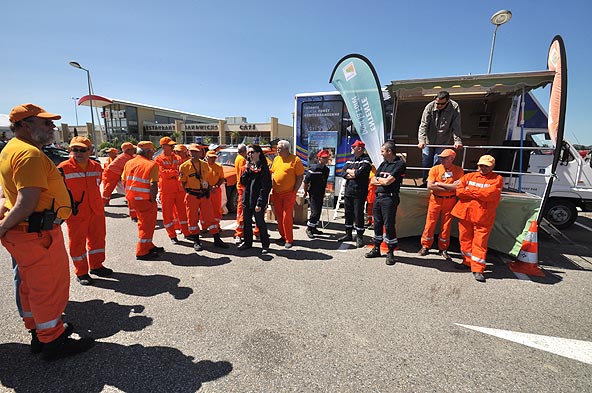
[24,118,54,126]
[72,148,89,153]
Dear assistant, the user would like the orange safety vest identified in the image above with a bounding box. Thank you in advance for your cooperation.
[58,157,104,216]
[123,156,157,201]
[154,152,184,193]
[451,171,503,227]
[106,152,134,176]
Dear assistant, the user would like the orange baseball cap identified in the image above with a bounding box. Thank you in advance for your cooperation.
[160,136,176,146]
[206,150,218,158]
[477,155,496,167]
[438,149,457,159]
[9,103,61,123]
[188,143,202,151]
[137,141,155,150]
[174,144,188,151]
[105,147,118,153]
[69,136,93,149]
[121,142,135,150]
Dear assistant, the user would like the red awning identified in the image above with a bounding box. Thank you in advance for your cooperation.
[77,95,113,108]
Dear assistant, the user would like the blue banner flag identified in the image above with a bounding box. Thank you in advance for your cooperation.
[329,54,386,166]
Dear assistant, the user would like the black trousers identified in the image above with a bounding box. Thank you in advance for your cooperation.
[372,194,400,250]
[307,193,324,228]
[344,196,366,233]
[243,205,270,248]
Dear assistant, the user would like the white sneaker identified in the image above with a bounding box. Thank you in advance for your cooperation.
[285,242,293,249]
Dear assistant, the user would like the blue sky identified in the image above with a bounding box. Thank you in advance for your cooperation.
[2,1,591,145]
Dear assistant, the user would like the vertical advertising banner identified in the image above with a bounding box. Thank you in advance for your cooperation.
[539,35,568,224]
[329,54,386,166]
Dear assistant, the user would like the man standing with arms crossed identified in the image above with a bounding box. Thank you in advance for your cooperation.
[270,140,304,249]
[418,91,462,186]
[122,141,164,260]
[417,148,464,260]
[338,140,372,248]
[234,143,248,243]
[154,136,190,244]
[451,155,503,282]
[204,150,226,230]
[0,103,94,360]
[365,140,406,265]
[58,136,113,286]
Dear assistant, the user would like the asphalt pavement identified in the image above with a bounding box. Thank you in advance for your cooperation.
[0,199,590,392]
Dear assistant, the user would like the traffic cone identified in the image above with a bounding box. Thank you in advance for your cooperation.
[508,220,545,277]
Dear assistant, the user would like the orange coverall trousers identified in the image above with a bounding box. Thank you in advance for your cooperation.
[2,226,69,343]
[128,199,158,257]
[421,195,457,251]
[161,191,190,239]
[457,219,492,273]
[185,194,219,236]
[271,190,296,243]
[66,211,107,276]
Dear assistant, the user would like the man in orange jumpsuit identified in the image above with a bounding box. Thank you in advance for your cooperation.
[451,155,503,282]
[58,137,112,286]
[122,141,164,260]
[0,103,94,360]
[102,141,135,205]
[103,147,118,170]
[418,149,464,260]
[154,136,190,244]
[270,140,305,248]
[179,144,228,252]
[204,150,226,230]
[233,144,248,243]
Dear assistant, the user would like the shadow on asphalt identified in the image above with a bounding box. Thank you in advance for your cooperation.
[0,342,232,392]
[104,211,130,219]
[161,251,232,268]
[64,300,152,339]
[90,272,193,299]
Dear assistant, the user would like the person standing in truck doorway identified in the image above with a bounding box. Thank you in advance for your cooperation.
[418,91,462,186]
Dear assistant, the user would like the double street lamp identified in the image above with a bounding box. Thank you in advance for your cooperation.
[69,61,97,144]
[487,9,512,74]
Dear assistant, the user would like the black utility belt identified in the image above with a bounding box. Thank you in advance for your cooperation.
[185,188,210,199]
[433,194,456,199]
[376,192,398,197]
[25,211,64,233]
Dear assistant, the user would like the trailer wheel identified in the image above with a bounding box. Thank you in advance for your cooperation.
[226,185,238,214]
[544,199,577,229]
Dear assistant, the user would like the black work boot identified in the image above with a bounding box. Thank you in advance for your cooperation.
[355,233,365,248]
[365,245,381,258]
[337,230,353,242]
[40,329,94,361]
[193,235,203,252]
[306,228,315,239]
[30,322,74,354]
[386,249,398,266]
[213,234,229,249]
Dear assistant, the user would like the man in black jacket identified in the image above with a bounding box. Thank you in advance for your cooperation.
[338,140,372,248]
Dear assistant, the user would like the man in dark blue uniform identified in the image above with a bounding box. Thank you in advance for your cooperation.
[304,150,330,239]
[365,140,406,265]
[338,140,372,248]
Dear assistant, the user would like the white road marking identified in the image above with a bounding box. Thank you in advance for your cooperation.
[221,223,237,230]
[456,323,592,365]
[574,221,592,232]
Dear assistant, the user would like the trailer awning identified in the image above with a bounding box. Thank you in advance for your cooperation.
[388,70,556,99]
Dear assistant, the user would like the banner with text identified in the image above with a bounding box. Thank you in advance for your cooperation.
[329,54,385,166]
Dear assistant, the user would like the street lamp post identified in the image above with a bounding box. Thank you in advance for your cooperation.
[69,61,97,144]
[487,9,512,74]
[71,96,79,126]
